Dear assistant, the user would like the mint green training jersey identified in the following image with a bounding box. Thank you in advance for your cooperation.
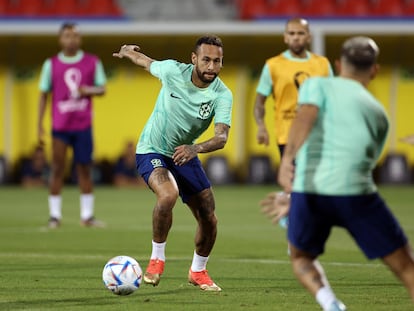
[294,77,389,195]
[136,60,233,157]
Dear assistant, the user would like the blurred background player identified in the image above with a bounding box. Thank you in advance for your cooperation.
[113,141,145,187]
[38,22,107,228]
[278,36,414,311]
[254,18,333,226]
[20,145,50,188]
[113,35,232,291]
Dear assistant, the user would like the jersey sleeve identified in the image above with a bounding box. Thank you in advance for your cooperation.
[149,59,178,80]
[214,89,233,127]
[38,59,52,92]
[94,59,107,86]
[298,77,324,108]
[256,63,273,96]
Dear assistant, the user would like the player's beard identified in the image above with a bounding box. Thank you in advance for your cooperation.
[196,67,218,84]
[289,44,306,56]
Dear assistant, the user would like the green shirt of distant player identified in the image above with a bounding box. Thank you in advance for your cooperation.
[136,59,233,157]
[294,77,389,195]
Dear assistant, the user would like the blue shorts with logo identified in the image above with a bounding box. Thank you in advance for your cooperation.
[288,192,407,259]
[52,127,93,164]
[135,153,211,203]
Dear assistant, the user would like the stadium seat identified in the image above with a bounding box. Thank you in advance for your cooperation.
[237,0,268,20]
[7,0,43,16]
[80,0,123,17]
[403,0,414,15]
[45,0,79,16]
[0,0,7,15]
[267,0,301,17]
[204,156,234,185]
[302,0,336,17]
[371,0,403,16]
[335,0,370,17]
[378,153,412,184]
[247,155,275,184]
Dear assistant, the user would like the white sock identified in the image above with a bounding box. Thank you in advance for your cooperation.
[80,193,94,221]
[150,241,166,261]
[316,286,337,311]
[49,195,62,219]
[190,251,209,272]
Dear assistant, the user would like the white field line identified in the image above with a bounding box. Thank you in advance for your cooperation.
[0,252,382,268]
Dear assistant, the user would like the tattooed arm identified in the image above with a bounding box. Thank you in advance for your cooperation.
[172,123,229,166]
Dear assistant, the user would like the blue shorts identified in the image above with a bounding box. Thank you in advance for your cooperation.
[135,153,211,203]
[288,192,407,259]
[52,128,93,164]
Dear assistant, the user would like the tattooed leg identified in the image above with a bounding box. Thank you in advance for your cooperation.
[148,168,179,242]
[187,188,217,257]
[289,243,326,295]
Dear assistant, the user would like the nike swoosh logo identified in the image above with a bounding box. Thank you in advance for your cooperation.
[170,93,182,99]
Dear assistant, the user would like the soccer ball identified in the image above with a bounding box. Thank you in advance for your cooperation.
[102,255,142,295]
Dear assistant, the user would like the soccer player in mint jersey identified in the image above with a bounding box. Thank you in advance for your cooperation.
[38,23,107,228]
[278,37,414,310]
[113,35,232,291]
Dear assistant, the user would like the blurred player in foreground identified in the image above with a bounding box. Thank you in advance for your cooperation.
[254,18,332,227]
[112,35,233,291]
[38,22,107,228]
[277,36,414,310]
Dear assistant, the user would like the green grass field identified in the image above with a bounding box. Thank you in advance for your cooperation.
[0,185,413,310]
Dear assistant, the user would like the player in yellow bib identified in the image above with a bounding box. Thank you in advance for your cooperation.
[255,18,333,227]
[254,17,333,151]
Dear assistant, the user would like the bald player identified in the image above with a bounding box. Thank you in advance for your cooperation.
[278,36,414,311]
[254,18,333,227]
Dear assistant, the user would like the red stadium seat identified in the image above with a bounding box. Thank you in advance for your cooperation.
[237,0,268,20]
[0,0,7,15]
[43,0,79,16]
[335,0,370,17]
[371,0,403,16]
[402,0,414,15]
[267,0,301,17]
[7,0,43,16]
[80,0,123,17]
[302,0,336,17]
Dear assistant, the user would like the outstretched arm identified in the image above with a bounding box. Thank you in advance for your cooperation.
[112,44,154,71]
[172,123,230,166]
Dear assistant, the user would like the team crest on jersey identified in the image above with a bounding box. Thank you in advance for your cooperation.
[198,102,213,120]
[151,158,163,168]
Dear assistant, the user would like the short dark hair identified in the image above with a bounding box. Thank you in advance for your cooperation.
[194,35,223,52]
[341,36,379,70]
[59,22,78,34]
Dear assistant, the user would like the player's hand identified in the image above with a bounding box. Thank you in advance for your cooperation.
[256,126,269,146]
[400,135,414,145]
[113,44,140,58]
[260,192,290,224]
[172,145,197,166]
[278,157,294,193]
